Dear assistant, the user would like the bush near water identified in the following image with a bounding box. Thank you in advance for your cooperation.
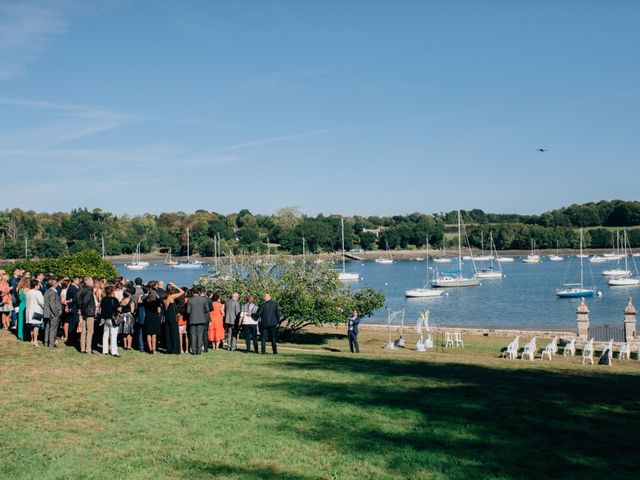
[9,249,118,279]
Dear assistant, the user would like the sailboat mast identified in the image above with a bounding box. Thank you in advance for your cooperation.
[187,228,190,262]
[341,218,346,273]
[457,210,462,277]
[426,236,430,285]
[580,228,584,288]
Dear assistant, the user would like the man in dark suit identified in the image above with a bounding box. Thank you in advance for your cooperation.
[252,293,280,354]
[65,277,80,346]
[186,288,210,355]
[43,278,63,348]
[346,310,361,353]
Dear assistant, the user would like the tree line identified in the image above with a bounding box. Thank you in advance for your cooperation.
[1,200,639,259]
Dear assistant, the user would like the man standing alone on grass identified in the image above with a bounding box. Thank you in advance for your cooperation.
[224,292,241,351]
[43,278,62,348]
[77,277,96,354]
[252,293,280,354]
[337,308,361,353]
[346,310,361,353]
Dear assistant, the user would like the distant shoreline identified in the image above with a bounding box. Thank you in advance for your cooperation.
[103,247,630,263]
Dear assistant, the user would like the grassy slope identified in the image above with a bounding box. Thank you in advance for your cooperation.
[0,328,638,480]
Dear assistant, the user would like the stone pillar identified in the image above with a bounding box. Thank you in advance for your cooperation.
[577,298,589,339]
[624,296,637,341]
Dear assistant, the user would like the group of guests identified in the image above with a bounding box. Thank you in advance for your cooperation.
[0,268,282,356]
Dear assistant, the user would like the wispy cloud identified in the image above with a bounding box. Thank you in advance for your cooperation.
[0,96,139,148]
[211,128,347,154]
[0,1,70,80]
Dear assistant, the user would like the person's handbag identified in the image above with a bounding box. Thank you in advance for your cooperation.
[29,312,44,325]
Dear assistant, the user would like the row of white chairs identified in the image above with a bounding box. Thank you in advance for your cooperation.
[581,339,635,365]
[502,336,637,363]
[444,331,464,348]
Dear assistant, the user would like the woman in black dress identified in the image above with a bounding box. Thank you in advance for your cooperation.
[163,283,184,355]
[143,282,162,354]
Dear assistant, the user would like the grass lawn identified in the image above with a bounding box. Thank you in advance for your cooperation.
[0,327,639,480]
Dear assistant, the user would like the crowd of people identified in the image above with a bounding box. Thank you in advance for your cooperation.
[0,268,282,356]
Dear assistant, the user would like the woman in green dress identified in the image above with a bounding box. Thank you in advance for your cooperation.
[16,276,30,341]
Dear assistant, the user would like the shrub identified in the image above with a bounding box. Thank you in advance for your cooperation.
[10,249,118,279]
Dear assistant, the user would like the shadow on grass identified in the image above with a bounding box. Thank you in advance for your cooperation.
[175,460,321,480]
[270,354,640,480]
[286,331,346,345]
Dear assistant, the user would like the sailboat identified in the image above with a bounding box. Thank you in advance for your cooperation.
[591,231,625,262]
[608,232,639,286]
[164,248,178,266]
[125,243,148,270]
[431,210,480,288]
[338,218,359,281]
[556,229,600,298]
[375,241,394,264]
[173,228,203,269]
[433,238,452,263]
[603,231,631,277]
[548,241,564,262]
[405,239,445,297]
[476,232,503,279]
[522,239,541,264]
[465,231,494,261]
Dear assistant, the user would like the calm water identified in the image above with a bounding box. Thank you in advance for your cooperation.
[115,257,639,330]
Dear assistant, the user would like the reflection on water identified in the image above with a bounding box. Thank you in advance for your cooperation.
[116,258,637,330]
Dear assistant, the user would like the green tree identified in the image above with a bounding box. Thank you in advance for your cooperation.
[195,258,384,337]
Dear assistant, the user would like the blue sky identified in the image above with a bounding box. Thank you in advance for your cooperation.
[1,0,639,216]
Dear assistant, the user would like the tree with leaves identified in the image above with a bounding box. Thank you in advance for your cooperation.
[195,257,385,337]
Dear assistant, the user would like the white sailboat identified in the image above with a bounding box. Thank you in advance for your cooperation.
[603,231,631,277]
[174,228,203,269]
[338,218,360,281]
[164,248,178,266]
[465,231,494,261]
[608,232,639,286]
[433,238,452,263]
[125,244,148,270]
[476,232,503,279]
[375,241,394,264]
[522,239,541,264]
[431,211,480,288]
[405,239,445,297]
[548,241,564,262]
[556,229,600,298]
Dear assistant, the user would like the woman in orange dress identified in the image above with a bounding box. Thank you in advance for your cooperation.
[208,294,225,349]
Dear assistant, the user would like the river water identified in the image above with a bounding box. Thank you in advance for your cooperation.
[115,257,638,330]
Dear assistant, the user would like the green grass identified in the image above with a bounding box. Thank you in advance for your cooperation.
[0,328,639,480]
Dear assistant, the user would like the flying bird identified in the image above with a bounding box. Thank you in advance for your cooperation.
[536,148,548,153]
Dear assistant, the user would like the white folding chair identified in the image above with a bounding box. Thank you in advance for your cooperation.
[582,339,594,365]
[503,336,520,359]
[444,331,453,348]
[521,337,536,361]
[563,338,576,356]
[541,337,557,360]
[453,332,464,348]
[619,342,631,360]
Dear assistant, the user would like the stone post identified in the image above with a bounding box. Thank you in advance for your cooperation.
[624,296,637,341]
[577,298,589,339]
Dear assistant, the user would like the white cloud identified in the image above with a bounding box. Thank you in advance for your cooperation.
[0,2,69,80]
